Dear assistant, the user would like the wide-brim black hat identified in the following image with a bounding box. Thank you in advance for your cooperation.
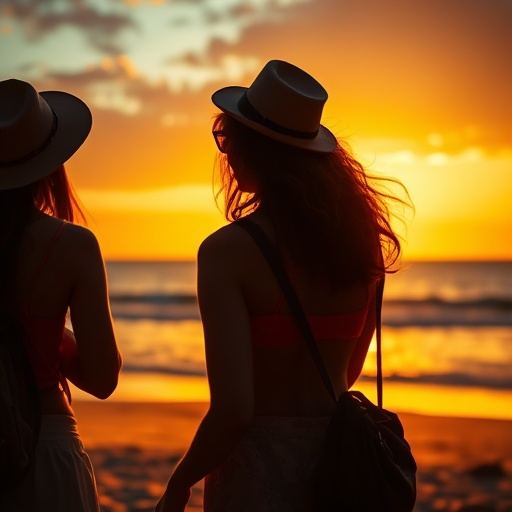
[212,60,337,153]
[0,79,92,190]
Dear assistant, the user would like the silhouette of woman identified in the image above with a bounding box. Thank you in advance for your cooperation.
[0,79,122,512]
[156,60,408,512]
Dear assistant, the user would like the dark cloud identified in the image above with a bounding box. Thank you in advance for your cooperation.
[9,0,136,54]
[169,52,207,66]
[35,63,206,124]
[39,66,128,88]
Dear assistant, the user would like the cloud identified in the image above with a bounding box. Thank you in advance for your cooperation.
[6,0,136,53]
[4,0,511,192]
[118,0,313,90]
[3,0,316,95]
[33,59,188,117]
[161,54,260,92]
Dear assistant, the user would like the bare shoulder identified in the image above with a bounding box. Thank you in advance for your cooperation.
[47,224,104,280]
[198,222,256,276]
[22,218,106,289]
[60,223,99,244]
[26,216,101,260]
[59,223,101,257]
[199,223,253,257]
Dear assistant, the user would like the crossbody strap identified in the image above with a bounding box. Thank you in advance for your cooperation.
[375,275,385,408]
[236,217,385,408]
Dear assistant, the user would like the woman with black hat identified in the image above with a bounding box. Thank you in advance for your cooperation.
[156,60,408,512]
[0,79,121,511]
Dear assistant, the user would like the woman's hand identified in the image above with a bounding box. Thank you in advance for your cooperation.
[155,484,191,512]
[60,327,80,381]
[60,327,78,365]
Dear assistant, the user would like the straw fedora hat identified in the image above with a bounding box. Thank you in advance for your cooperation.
[212,60,336,153]
[0,79,92,190]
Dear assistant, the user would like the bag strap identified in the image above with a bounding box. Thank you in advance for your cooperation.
[236,217,385,408]
[375,276,385,408]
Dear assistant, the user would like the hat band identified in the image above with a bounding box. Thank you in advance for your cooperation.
[0,109,58,169]
[237,94,318,140]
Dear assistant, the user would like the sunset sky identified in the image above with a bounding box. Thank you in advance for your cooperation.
[2,0,511,261]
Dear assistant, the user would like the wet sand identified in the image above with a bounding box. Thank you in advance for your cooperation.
[74,401,512,512]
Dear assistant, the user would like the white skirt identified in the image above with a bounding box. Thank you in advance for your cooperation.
[204,415,330,512]
[0,415,100,512]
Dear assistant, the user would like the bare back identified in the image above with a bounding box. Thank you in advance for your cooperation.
[16,214,121,414]
[197,213,376,419]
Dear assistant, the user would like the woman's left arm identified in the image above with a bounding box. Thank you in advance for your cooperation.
[156,230,254,512]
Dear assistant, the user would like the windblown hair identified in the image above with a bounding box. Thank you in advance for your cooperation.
[213,113,410,289]
[0,165,85,314]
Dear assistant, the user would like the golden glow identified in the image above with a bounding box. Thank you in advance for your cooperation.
[80,184,217,213]
[71,144,511,261]
[69,375,512,420]
[5,0,510,423]
[87,210,225,260]
[69,374,210,402]
[355,381,512,421]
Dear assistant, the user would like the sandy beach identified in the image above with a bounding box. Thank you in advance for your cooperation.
[73,400,512,512]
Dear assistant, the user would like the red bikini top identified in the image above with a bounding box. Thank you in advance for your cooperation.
[250,287,373,388]
[250,307,369,347]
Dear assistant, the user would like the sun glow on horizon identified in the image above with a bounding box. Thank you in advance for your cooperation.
[75,142,512,262]
[3,0,510,261]
[80,184,218,213]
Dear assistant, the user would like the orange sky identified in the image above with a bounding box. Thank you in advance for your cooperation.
[2,0,511,261]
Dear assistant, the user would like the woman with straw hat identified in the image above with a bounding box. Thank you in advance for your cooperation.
[156,60,408,512]
[0,79,122,511]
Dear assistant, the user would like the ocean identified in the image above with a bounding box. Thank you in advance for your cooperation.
[71,260,512,420]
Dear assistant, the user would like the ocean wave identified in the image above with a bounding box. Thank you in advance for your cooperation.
[119,365,512,391]
[383,297,512,327]
[109,292,512,309]
[110,293,197,305]
[360,372,512,390]
[386,297,512,310]
[108,293,512,326]
[121,364,205,378]
[109,293,200,321]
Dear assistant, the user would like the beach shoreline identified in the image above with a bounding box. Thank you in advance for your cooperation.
[74,400,512,512]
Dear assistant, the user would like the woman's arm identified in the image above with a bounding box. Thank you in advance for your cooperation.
[156,229,254,512]
[61,226,122,399]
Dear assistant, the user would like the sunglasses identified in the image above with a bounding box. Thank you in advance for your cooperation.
[212,130,227,153]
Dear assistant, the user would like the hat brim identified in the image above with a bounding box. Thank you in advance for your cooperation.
[212,86,337,153]
[0,90,92,190]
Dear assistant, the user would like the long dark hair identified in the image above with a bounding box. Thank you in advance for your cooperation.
[0,165,85,314]
[213,113,411,289]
